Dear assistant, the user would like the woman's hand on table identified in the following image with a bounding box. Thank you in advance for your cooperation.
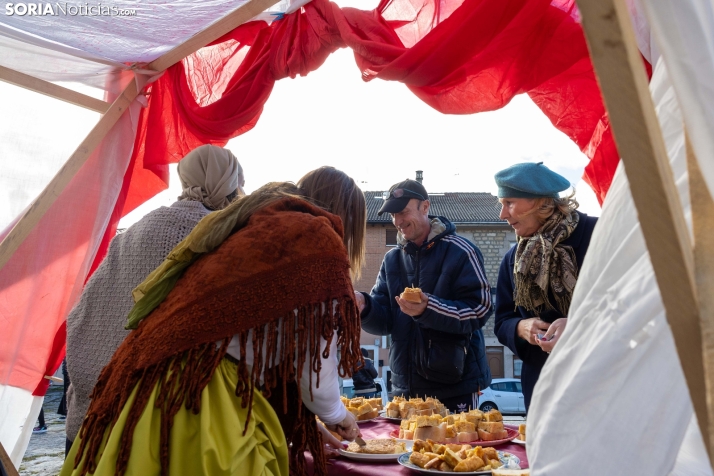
[517,317,551,345]
[326,411,361,441]
[317,424,343,459]
[536,317,567,353]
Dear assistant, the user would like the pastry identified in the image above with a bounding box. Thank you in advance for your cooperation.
[401,286,422,303]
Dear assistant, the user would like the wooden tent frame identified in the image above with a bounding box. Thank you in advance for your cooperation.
[576,0,714,467]
[0,0,281,272]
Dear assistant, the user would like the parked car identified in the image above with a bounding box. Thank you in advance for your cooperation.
[478,378,526,415]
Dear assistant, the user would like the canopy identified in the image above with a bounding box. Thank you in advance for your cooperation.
[1,0,713,473]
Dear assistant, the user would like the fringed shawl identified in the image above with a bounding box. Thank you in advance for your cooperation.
[74,197,362,476]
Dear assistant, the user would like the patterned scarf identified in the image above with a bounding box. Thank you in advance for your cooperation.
[513,210,579,316]
[73,198,362,476]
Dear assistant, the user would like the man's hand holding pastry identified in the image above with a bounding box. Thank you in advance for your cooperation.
[396,287,428,317]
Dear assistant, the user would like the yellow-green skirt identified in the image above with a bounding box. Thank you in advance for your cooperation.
[60,359,288,476]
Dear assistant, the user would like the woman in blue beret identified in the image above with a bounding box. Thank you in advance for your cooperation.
[493,162,597,411]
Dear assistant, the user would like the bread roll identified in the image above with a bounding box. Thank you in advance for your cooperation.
[360,409,379,420]
[453,421,476,433]
[409,452,432,468]
[413,424,446,441]
[454,456,485,472]
[457,431,478,443]
[401,287,422,303]
[477,428,509,441]
[478,421,505,432]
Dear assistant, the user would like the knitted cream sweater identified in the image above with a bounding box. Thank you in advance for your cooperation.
[65,201,210,441]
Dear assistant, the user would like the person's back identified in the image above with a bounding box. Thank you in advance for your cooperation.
[352,349,378,398]
[65,202,210,442]
[65,145,244,445]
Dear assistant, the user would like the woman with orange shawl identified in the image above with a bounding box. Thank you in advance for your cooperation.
[60,167,366,476]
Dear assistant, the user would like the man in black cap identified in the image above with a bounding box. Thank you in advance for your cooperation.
[354,179,493,413]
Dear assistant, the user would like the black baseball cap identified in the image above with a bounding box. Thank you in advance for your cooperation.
[377,179,429,216]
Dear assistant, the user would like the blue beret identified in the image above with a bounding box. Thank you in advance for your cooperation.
[494,162,571,199]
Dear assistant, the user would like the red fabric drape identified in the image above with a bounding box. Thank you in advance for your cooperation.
[120,0,619,220]
[33,0,628,394]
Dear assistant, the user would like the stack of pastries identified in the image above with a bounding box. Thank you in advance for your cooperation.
[518,423,526,442]
[408,439,505,472]
[384,396,448,420]
[398,409,508,443]
[341,396,383,421]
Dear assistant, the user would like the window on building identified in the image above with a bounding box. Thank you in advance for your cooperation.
[386,228,398,246]
[513,358,522,378]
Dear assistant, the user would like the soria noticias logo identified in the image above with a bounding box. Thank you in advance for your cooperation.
[5,3,137,16]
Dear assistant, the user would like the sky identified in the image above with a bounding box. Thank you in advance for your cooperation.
[0,0,602,232]
[118,47,601,228]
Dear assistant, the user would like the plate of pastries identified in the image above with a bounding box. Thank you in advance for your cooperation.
[398,438,523,474]
[382,396,449,422]
[338,438,412,462]
[391,409,518,447]
[341,396,384,423]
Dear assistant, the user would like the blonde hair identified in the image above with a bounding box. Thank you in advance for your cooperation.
[297,167,366,279]
[525,189,579,224]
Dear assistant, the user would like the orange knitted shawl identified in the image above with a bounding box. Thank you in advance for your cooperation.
[74,198,362,476]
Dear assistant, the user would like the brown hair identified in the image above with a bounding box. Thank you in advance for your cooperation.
[209,168,366,278]
[524,189,579,224]
[297,166,366,279]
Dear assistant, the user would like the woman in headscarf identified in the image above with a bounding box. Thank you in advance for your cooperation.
[61,166,366,476]
[65,145,243,455]
[493,162,598,411]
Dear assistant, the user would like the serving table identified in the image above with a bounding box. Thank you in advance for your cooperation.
[305,419,529,475]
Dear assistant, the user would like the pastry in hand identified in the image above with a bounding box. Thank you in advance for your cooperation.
[401,286,422,303]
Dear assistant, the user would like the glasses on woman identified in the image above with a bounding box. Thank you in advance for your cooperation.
[390,188,426,201]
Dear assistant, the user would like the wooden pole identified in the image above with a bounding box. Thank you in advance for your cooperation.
[688,132,714,463]
[0,0,282,272]
[575,0,708,452]
[0,65,110,113]
[0,440,20,476]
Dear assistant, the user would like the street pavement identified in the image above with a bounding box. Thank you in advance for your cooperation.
[20,385,66,476]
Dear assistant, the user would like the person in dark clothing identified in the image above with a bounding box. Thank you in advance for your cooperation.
[33,408,47,433]
[57,359,68,418]
[355,179,492,414]
[352,348,379,398]
[493,162,597,411]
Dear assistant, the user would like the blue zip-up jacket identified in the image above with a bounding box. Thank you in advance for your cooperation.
[360,216,493,401]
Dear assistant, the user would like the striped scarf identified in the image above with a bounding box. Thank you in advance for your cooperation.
[513,210,579,316]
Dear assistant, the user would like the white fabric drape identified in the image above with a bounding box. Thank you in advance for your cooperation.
[528,0,714,472]
[0,90,142,469]
[528,55,712,476]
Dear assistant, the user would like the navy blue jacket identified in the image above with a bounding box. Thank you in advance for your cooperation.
[360,216,493,401]
[494,211,598,410]
[353,358,378,390]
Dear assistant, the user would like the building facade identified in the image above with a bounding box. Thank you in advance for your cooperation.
[354,190,521,388]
